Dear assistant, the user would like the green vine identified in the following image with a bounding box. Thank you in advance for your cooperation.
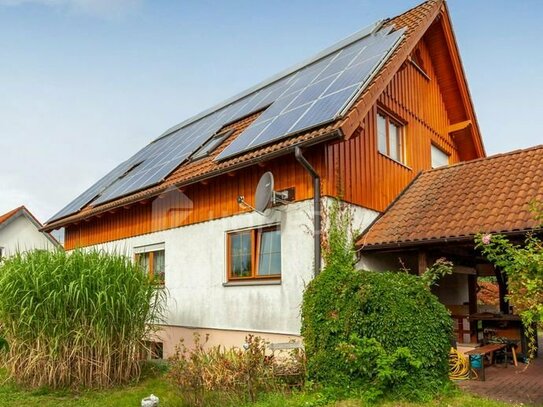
[475,201,543,359]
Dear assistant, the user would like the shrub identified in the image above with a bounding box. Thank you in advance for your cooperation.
[301,199,453,401]
[0,249,165,388]
[168,334,305,406]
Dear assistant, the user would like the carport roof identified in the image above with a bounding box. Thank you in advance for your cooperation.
[358,145,543,250]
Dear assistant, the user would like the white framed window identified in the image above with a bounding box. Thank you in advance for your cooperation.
[377,111,406,164]
[134,243,165,287]
[431,144,450,168]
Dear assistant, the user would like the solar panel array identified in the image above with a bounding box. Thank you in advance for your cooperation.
[218,26,404,159]
[48,24,405,224]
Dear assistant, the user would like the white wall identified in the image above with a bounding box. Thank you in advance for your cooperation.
[88,198,378,336]
[0,214,56,257]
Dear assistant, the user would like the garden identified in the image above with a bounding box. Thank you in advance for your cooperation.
[0,200,539,406]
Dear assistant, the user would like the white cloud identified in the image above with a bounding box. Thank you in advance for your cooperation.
[0,0,142,19]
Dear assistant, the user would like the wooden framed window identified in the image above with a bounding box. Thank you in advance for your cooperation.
[135,245,165,287]
[377,111,406,164]
[227,226,281,281]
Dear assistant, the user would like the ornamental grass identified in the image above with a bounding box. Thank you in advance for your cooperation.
[0,249,165,389]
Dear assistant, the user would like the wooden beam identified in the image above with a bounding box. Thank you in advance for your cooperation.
[448,120,471,134]
[452,265,476,275]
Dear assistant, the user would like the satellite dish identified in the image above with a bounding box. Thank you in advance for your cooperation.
[255,172,274,213]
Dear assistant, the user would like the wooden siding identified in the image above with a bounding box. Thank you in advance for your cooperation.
[65,34,465,249]
[322,37,459,211]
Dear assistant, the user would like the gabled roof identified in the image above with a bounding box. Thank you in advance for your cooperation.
[357,145,543,250]
[0,206,60,247]
[45,0,483,231]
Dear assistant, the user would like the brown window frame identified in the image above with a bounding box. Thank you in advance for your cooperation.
[226,225,281,281]
[135,249,165,287]
[377,109,406,165]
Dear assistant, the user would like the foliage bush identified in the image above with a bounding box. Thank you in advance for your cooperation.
[0,249,165,388]
[301,199,453,401]
[168,334,305,406]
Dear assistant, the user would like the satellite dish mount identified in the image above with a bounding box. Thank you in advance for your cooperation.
[237,171,293,216]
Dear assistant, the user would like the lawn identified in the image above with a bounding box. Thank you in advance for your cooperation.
[0,371,517,407]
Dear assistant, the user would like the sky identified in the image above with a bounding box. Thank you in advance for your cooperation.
[0,0,542,223]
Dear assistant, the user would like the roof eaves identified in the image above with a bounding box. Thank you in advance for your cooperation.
[42,128,343,231]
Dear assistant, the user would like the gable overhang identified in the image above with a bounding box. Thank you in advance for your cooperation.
[425,2,485,160]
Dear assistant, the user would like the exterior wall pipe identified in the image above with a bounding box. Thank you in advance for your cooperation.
[294,146,321,276]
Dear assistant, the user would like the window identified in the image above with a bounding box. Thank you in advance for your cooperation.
[135,244,165,286]
[431,144,450,168]
[0,247,4,261]
[377,111,405,164]
[142,341,164,360]
[227,226,281,280]
[191,129,233,160]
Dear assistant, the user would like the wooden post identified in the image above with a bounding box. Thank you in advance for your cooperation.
[468,274,478,342]
[495,268,509,314]
[417,251,427,275]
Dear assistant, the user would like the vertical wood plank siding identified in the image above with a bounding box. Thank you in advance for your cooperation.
[65,35,460,249]
[322,37,459,211]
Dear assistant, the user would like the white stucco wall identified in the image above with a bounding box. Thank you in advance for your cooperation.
[0,214,56,257]
[86,198,378,336]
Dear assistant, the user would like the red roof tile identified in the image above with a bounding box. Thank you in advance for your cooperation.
[358,145,543,249]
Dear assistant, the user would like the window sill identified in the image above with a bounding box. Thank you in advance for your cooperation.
[223,279,281,287]
[378,152,412,171]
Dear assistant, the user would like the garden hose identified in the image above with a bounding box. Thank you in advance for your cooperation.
[449,347,476,380]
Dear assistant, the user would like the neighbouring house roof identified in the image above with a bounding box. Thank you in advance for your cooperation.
[0,206,25,226]
[0,206,60,247]
[44,0,483,231]
[357,145,543,250]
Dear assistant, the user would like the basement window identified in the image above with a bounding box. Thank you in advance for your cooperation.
[377,111,406,165]
[134,243,165,287]
[143,341,164,360]
[191,130,233,161]
[227,225,281,281]
[0,247,4,261]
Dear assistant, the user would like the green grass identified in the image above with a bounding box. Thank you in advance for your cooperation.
[0,370,517,407]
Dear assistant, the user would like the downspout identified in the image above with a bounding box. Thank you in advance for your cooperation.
[294,146,321,276]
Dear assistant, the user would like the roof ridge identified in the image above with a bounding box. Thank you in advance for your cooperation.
[390,0,441,22]
[422,144,543,175]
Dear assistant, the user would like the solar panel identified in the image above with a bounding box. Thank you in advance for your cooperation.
[47,159,142,222]
[48,23,405,224]
[217,27,405,160]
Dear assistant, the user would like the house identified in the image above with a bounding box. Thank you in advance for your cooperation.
[43,0,485,357]
[0,206,59,259]
[357,145,543,353]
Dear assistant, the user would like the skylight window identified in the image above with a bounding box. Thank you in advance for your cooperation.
[191,130,233,161]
